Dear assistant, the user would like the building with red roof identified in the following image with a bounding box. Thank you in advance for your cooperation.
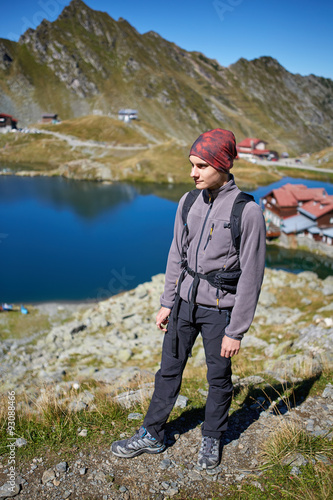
[236,138,274,159]
[0,113,17,131]
[261,183,333,245]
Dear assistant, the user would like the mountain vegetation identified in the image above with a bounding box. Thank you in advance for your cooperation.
[1,0,333,156]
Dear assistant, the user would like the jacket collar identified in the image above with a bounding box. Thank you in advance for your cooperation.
[203,174,237,202]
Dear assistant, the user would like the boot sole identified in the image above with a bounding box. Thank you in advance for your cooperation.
[111,445,166,458]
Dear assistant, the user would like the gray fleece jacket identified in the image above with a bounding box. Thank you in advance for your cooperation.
[160,175,266,340]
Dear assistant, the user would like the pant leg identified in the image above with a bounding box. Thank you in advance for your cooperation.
[197,308,233,439]
[143,300,199,442]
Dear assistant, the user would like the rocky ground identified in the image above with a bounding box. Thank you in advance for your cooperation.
[0,382,332,499]
[0,268,333,498]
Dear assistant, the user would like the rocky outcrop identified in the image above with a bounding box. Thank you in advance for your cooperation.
[1,269,332,398]
[1,267,333,498]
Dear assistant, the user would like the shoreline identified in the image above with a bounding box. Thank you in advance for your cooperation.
[1,161,332,187]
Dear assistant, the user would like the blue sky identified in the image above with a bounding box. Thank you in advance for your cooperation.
[1,0,333,79]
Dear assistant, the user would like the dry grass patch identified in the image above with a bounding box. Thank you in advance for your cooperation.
[38,115,157,146]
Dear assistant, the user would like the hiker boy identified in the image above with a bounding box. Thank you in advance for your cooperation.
[111,128,266,469]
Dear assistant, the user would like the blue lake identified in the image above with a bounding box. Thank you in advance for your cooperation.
[1,176,333,304]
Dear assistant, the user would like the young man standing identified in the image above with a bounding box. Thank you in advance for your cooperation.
[111,129,266,469]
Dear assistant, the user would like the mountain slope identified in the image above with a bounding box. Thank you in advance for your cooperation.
[1,0,332,154]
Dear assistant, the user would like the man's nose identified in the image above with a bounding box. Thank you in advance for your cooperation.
[191,166,199,177]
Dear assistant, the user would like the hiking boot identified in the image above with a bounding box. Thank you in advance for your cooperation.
[111,426,166,458]
[197,435,221,469]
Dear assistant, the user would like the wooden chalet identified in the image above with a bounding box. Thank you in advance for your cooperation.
[261,183,333,243]
[0,113,17,130]
[236,138,272,160]
[42,113,58,124]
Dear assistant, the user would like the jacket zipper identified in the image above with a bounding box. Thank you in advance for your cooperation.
[195,194,214,272]
[187,193,214,303]
[203,223,215,250]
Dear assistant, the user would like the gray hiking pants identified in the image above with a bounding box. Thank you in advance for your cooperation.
[143,299,233,442]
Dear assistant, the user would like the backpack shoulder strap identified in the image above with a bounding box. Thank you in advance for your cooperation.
[182,189,201,231]
[230,192,255,259]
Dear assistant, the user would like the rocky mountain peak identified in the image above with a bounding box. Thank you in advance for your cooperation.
[1,2,332,152]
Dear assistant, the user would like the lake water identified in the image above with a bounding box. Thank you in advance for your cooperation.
[1,176,332,304]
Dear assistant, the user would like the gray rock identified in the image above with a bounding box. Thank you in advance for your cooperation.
[114,385,154,409]
[118,348,133,363]
[265,340,294,358]
[0,482,20,498]
[42,468,55,484]
[55,461,68,472]
[258,290,277,307]
[128,412,143,420]
[79,467,87,475]
[241,335,269,349]
[78,390,95,404]
[166,487,179,497]
[323,276,333,296]
[198,388,209,397]
[282,453,308,467]
[290,466,301,475]
[68,401,88,412]
[306,419,314,432]
[298,271,318,281]
[175,395,188,408]
[239,375,265,386]
[63,491,72,499]
[160,459,172,470]
[95,471,106,482]
[322,384,333,399]
[78,428,88,437]
[14,437,27,447]
[187,470,203,481]
[119,485,127,492]
[316,454,331,464]
[92,367,140,385]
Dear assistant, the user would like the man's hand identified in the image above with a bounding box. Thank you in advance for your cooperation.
[156,306,172,332]
[221,336,241,358]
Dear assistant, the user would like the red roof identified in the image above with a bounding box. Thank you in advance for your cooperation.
[0,113,17,121]
[267,183,328,208]
[237,138,267,148]
[300,196,333,218]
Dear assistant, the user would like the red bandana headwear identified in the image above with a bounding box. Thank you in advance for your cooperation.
[189,128,237,172]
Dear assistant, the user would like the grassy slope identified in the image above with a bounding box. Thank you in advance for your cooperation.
[1,115,332,187]
[1,1,333,155]
[309,147,333,170]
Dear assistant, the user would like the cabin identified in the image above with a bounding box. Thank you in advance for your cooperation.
[118,109,138,122]
[236,138,272,160]
[261,184,328,227]
[261,183,333,245]
[42,113,58,124]
[0,113,17,132]
[322,227,333,246]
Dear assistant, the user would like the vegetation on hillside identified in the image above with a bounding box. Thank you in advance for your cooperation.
[1,0,332,155]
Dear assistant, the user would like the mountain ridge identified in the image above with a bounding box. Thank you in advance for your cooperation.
[1,0,333,154]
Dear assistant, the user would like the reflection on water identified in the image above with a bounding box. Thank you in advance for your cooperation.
[266,244,333,279]
[0,175,332,303]
[0,176,138,218]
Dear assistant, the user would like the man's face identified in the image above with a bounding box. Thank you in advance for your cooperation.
[189,155,229,190]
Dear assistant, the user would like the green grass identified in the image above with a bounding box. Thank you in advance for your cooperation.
[38,115,161,146]
[0,307,50,340]
[0,363,332,499]
[226,462,333,499]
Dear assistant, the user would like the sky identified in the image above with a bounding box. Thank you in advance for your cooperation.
[1,0,333,79]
